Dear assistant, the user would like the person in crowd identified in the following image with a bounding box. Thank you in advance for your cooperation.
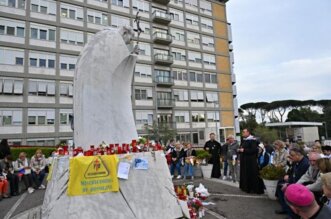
[204,133,222,178]
[317,158,331,175]
[166,139,175,166]
[312,141,323,155]
[257,143,270,170]
[264,141,275,155]
[285,184,331,219]
[14,152,35,194]
[0,139,11,160]
[321,172,331,209]
[297,152,322,190]
[170,142,184,179]
[273,140,289,169]
[183,143,196,180]
[225,135,239,183]
[238,128,263,194]
[30,149,47,189]
[257,143,270,193]
[321,145,331,158]
[0,165,9,200]
[275,147,310,218]
[221,138,229,180]
[0,155,19,196]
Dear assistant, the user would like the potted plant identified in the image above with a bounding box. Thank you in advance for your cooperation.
[196,150,212,179]
[260,165,286,200]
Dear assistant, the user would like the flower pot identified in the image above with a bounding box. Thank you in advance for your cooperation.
[200,165,212,179]
[263,179,278,200]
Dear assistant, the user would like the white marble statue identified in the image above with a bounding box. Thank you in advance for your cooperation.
[73,26,139,149]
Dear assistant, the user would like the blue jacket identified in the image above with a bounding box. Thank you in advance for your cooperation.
[288,156,309,184]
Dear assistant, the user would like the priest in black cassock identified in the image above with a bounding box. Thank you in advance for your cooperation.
[238,128,264,194]
[204,133,222,178]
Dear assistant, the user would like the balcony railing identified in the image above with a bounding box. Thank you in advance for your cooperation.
[152,32,172,45]
[152,10,171,25]
[157,98,174,108]
[154,54,173,66]
[155,75,174,86]
[152,0,170,5]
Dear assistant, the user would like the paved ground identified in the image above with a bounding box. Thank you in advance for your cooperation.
[174,178,284,219]
[1,177,284,219]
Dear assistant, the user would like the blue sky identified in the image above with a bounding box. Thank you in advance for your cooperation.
[227,0,331,106]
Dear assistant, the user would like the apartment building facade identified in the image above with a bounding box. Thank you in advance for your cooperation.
[0,0,238,146]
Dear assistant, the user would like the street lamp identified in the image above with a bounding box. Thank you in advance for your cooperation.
[214,101,219,141]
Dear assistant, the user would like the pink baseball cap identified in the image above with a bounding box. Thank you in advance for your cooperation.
[285,184,314,207]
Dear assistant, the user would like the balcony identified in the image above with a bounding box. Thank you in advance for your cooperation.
[157,98,174,108]
[152,0,170,5]
[155,75,174,86]
[154,54,173,66]
[153,32,172,45]
[152,11,171,25]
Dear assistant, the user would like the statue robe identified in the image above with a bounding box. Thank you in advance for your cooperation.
[74,28,138,149]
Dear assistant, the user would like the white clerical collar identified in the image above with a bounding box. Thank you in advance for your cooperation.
[244,135,255,140]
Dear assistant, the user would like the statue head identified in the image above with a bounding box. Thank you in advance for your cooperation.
[119,26,135,44]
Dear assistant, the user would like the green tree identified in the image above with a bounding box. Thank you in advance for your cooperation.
[254,126,278,144]
[286,107,322,122]
[144,121,177,145]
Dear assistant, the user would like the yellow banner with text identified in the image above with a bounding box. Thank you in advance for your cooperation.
[67,155,119,196]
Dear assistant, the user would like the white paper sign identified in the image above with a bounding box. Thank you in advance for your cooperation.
[117,162,131,180]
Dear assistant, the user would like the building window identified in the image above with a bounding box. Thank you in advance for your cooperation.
[30,24,56,41]
[60,55,78,71]
[28,109,55,126]
[110,15,130,28]
[135,88,152,100]
[134,64,152,78]
[174,89,188,102]
[173,69,187,81]
[0,19,25,38]
[15,57,23,65]
[186,13,199,26]
[31,28,38,39]
[200,0,212,15]
[172,49,186,61]
[175,111,189,123]
[60,29,84,45]
[132,0,149,13]
[60,3,83,21]
[205,92,218,103]
[28,80,55,96]
[59,109,73,125]
[135,111,153,125]
[112,0,129,8]
[188,52,202,63]
[0,47,24,66]
[201,17,213,30]
[0,78,23,95]
[0,109,22,126]
[207,112,219,122]
[204,73,217,84]
[190,90,204,102]
[189,71,203,82]
[192,111,205,122]
[30,58,37,66]
[59,82,73,97]
[48,59,55,68]
[203,54,216,66]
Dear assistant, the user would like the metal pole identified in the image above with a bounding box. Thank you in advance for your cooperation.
[324,122,328,139]
[215,101,218,141]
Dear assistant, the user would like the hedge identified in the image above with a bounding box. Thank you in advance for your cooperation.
[10,147,56,160]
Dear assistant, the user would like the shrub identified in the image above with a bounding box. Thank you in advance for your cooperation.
[196,150,211,162]
[260,164,286,180]
[10,147,56,160]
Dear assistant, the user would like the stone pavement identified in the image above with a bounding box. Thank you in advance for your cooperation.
[0,178,285,219]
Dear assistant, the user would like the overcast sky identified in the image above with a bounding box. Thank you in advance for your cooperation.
[227,0,331,106]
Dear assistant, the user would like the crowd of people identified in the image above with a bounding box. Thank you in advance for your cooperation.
[226,129,331,219]
[0,139,47,201]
